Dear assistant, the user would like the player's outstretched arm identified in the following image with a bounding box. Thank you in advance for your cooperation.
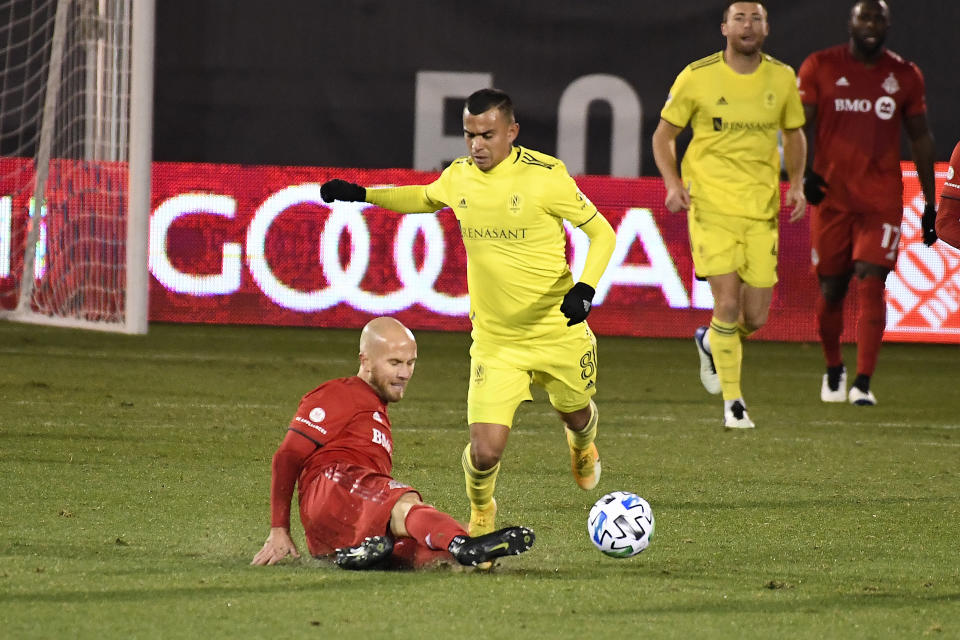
[251,527,301,565]
[321,179,366,203]
[782,127,808,223]
[366,185,444,214]
[321,177,444,215]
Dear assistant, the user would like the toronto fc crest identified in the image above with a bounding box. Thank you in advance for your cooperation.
[881,72,899,95]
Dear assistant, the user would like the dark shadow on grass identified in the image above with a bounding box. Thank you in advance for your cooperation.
[657,494,959,511]
[560,591,960,617]
[4,560,551,605]
[6,579,957,610]
[2,581,331,605]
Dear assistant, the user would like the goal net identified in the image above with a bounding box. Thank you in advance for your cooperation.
[0,0,153,333]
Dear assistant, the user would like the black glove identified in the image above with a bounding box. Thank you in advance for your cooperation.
[560,282,595,326]
[922,203,937,246]
[321,179,366,203]
[803,168,828,205]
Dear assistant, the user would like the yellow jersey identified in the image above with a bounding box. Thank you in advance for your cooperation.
[367,146,614,344]
[661,51,805,220]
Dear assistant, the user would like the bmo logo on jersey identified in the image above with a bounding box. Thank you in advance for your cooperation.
[372,427,393,454]
[833,96,896,120]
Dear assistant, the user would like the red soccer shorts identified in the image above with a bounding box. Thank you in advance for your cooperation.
[298,462,419,557]
[810,206,902,275]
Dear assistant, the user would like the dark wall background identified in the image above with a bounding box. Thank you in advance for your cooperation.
[154,1,959,175]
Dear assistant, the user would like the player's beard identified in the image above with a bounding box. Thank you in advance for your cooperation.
[370,368,406,403]
[852,31,886,58]
[730,34,764,57]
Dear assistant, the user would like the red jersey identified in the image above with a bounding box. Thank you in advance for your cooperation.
[798,45,926,216]
[291,376,394,476]
[941,141,960,202]
[270,376,394,528]
[936,141,960,249]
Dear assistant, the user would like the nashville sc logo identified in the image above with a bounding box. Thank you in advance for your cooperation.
[509,193,522,214]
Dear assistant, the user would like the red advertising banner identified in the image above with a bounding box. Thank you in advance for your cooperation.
[145,161,957,343]
[1,160,956,342]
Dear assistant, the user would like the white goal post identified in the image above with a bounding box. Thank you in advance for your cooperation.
[0,0,154,334]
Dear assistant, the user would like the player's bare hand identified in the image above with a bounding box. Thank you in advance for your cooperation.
[785,185,807,223]
[251,527,300,565]
[664,183,691,213]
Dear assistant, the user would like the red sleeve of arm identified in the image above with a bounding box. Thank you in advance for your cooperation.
[796,55,818,105]
[269,429,318,529]
[905,64,927,117]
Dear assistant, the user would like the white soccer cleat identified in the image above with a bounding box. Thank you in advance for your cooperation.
[820,369,847,403]
[848,386,877,406]
[723,400,755,429]
[694,326,722,395]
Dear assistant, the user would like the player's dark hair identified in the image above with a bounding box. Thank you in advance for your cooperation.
[722,1,767,22]
[465,88,515,121]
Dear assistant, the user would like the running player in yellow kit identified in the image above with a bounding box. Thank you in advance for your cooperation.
[320,89,616,543]
[652,1,807,429]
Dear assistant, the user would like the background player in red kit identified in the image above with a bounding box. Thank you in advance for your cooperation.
[935,141,960,250]
[251,316,534,570]
[797,0,937,406]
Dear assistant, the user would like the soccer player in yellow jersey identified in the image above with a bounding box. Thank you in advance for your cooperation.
[652,2,808,429]
[320,89,616,542]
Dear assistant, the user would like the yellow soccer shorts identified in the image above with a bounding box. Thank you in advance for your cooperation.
[467,324,598,427]
[687,207,779,288]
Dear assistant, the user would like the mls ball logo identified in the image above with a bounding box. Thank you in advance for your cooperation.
[874,96,896,121]
[308,407,326,423]
[576,189,594,211]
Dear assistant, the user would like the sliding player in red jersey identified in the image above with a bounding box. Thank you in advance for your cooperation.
[935,141,960,250]
[798,0,937,406]
[251,316,534,570]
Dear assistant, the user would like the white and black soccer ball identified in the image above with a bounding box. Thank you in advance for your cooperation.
[587,491,655,558]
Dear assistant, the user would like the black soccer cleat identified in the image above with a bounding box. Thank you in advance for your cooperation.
[334,535,394,570]
[447,526,535,567]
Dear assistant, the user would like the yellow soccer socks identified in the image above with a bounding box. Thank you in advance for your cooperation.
[565,400,601,490]
[709,317,743,401]
[737,322,757,342]
[461,443,499,536]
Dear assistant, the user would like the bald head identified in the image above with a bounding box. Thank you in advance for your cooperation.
[357,317,417,403]
[359,317,416,356]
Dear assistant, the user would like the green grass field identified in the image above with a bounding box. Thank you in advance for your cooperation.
[1,320,957,639]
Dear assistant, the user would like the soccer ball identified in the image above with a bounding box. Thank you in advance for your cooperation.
[587,491,654,558]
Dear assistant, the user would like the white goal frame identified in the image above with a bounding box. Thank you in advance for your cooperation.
[1,0,154,334]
